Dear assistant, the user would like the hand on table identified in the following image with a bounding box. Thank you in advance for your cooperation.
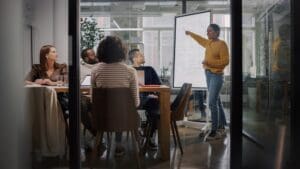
[148,94,158,99]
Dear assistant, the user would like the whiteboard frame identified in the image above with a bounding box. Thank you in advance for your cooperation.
[172,10,212,90]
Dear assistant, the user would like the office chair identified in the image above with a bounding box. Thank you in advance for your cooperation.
[170,83,192,154]
[141,83,192,155]
[90,87,141,169]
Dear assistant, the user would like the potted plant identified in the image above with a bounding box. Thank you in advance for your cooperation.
[80,17,104,51]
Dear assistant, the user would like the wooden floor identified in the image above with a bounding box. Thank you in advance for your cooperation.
[32,125,230,169]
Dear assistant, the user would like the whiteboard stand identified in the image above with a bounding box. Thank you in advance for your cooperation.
[178,93,211,137]
[175,110,213,140]
[180,116,211,137]
[175,118,210,138]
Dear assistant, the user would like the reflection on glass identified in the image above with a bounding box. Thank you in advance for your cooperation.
[242,0,291,168]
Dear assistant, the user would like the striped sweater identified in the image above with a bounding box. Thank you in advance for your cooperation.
[91,62,140,107]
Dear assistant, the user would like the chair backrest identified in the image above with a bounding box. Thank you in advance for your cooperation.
[91,87,139,132]
[171,83,192,120]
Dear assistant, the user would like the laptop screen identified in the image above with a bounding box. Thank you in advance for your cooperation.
[81,75,91,86]
[136,70,145,86]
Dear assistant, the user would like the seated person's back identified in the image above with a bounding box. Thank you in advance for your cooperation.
[91,36,140,157]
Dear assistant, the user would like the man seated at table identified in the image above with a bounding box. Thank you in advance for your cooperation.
[80,47,99,135]
[128,48,161,150]
[80,47,99,81]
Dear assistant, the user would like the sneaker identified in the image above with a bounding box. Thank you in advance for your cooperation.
[148,141,158,151]
[80,148,86,162]
[97,142,107,156]
[206,131,221,141]
[114,146,125,157]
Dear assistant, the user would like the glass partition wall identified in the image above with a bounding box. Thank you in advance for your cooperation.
[79,1,232,168]
[20,0,71,168]
[80,1,182,168]
[242,0,291,168]
[80,1,181,86]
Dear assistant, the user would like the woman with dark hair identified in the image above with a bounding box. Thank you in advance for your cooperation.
[91,36,139,157]
[186,23,229,140]
[25,45,67,85]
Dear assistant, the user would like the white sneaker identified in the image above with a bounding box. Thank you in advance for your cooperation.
[206,131,222,141]
[80,148,86,162]
[187,113,202,121]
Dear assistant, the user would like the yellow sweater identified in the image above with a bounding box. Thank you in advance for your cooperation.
[271,37,290,73]
[189,31,229,74]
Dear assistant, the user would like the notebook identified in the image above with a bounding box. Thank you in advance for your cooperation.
[136,70,145,86]
[81,75,91,86]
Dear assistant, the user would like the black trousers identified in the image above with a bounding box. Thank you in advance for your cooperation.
[57,93,96,136]
[139,95,160,137]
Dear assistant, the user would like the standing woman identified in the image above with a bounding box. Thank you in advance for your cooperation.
[186,24,229,140]
[25,45,67,85]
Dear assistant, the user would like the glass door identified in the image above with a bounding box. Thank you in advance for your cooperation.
[241,0,291,168]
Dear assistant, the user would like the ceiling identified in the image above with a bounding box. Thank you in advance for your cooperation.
[80,0,230,17]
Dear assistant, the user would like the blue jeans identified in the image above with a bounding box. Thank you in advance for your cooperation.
[195,90,206,117]
[115,132,122,143]
[205,70,227,131]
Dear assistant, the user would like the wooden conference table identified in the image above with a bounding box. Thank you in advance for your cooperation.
[55,85,171,160]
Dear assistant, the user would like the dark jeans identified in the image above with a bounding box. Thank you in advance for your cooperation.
[139,95,160,138]
[57,93,69,118]
[194,90,206,117]
[115,132,122,143]
[57,93,96,136]
[81,95,96,136]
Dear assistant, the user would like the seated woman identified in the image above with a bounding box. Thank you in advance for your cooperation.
[91,36,140,157]
[25,44,69,116]
[25,45,67,85]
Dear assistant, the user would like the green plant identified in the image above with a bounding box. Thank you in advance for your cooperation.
[80,17,104,50]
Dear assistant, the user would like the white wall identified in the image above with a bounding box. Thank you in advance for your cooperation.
[54,0,68,64]
[31,0,68,64]
[0,1,68,168]
[0,0,29,168]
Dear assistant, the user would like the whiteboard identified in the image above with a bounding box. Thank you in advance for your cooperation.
[173,11,211,89]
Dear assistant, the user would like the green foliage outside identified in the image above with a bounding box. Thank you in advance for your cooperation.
[80,17,104,51]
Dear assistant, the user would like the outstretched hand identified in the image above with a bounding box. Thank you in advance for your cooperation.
[185,30,191,35]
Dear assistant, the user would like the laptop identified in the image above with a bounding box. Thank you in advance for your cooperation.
[136,70,145,86]
[81,75,91,86]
